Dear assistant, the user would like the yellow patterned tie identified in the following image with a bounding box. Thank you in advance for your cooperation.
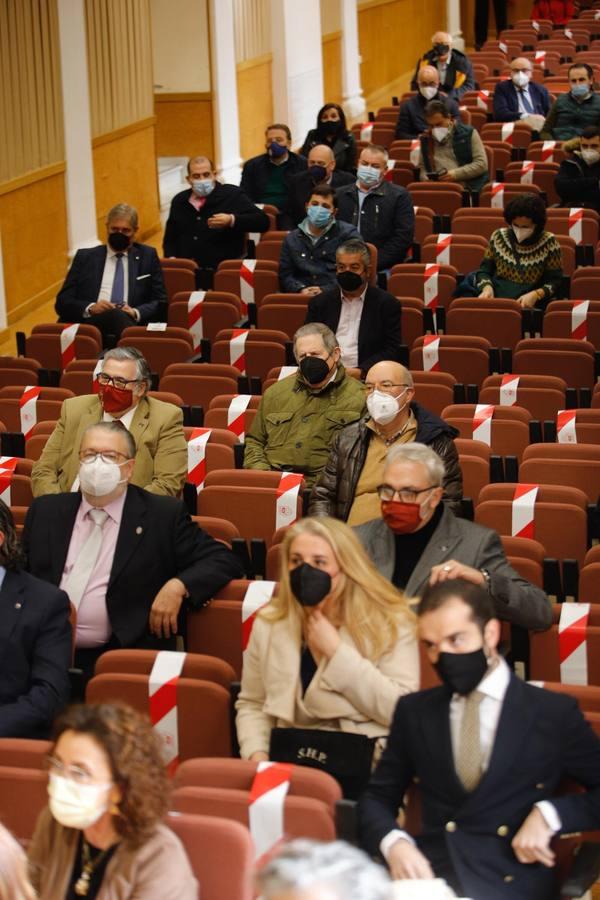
[456,690,484,792]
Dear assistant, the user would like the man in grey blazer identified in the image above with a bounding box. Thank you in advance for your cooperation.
[354,443,552,631]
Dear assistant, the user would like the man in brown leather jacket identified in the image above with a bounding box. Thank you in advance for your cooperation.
[309,361,462,525]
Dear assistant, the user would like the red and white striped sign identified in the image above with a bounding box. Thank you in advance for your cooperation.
[187,427,211,492]
[359,123,373,142]
[501,123,514,144]
[559,603,590,685]
[187,291,206,351]
[472,404,494,445]
[240,260,257,314]
[409,139,420,167]
[435,234,452,266]
[476,90,490,109]
[249,761,293,862]
[557,409,577,444]
[532,19,540,31]
[490,182,505,208]
[227,394,252,441]
[422,335,440,372]
[0,457,18,505]
[19,386,41,439]
[564,28,573,39]
[499,374,520,406]
[571,300,589,340]
[520,160,535,184]
[540,141,557,162]
[276,472,304,532]
[148,650,187,776]
[534,49,546,64]
[568,208,583,244]
[92,359,103,394]
[384,159,396,182]
[60,324,79,368]
[499,41,508,54]
[511,483,539,539]
[423,264,440,311]
[249,204,265,246]
[278,366,298,380]
[242,580,277,651]
[229,329,249,374]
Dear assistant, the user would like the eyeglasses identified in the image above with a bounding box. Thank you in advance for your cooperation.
[97,373,142,390]
[44,756,108,786]
[363,382,410,394]
[377,484,438,502]
[80,451,130,465]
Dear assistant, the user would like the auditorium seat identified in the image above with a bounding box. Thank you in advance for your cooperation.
[94,649,236,690]
[0,766,46,841]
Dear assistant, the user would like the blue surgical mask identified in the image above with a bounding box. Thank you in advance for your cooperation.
[306,205,333,228]
[192,179,214,197]
[357,164,381,188]
[268,141,288,159]
[571,83,590,98]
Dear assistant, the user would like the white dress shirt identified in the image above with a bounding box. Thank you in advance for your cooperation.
[97,246,130,304]
[516,84,535,118]
[336,287,367,368]
[380,657,561,861]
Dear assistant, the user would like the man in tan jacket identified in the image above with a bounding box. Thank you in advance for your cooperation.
[31,347,187,497]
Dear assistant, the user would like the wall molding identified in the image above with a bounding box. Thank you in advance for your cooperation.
[0,162,66,198]
[358,0,400,11]
[236,53,272,72]
[154,92,212,103]
[322,30,342,43]
[92,117,157,149]
[7,279,64,326]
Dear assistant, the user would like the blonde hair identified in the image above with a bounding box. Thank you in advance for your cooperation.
[0,824,36,900]
[264,517,414,659]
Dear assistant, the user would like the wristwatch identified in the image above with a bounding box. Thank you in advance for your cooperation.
[479,568,492,591]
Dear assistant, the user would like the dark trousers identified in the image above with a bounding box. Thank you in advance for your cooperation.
[475,0,508,46]
[87,308,137,347]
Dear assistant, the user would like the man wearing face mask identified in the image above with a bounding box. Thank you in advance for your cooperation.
[240,123,307,229]
[287,145,355,226]
[359,578,600,899]
[395,66,459,140]
[493,58,550,131]
[163,155,269,290]
[335,145,415,271]
[410,32,475,102]
[279,186,360,295]
[244,323,365,488]
[556,126,600,213]
[541,63,600,142]
[419,100,488,193]
[55,203,167,345]
[24,421,244,684]
[31,347,187,498]
[310,363,462,525]
[355,443,551,631]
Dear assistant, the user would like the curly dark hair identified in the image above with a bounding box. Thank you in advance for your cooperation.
[504,193,547,229]
[52,703,170,848]
[0,500,25,570]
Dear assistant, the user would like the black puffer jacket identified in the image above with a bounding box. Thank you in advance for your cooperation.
[308,403,462,520]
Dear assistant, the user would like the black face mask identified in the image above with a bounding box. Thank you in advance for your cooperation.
[320,120,340,136]
[433,42,450,56]
[336,270,365,292]
[289,563,332,607]
[308,164,328,183]
[433,648,489,696]
[108,231,131,252]
[299,355,331,385]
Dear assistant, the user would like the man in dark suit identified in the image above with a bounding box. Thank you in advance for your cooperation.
[55,202,167,346]
[240,123,307,229]
[395,66,459,140]
[493,58,550,131]
[163,155,270,290]
[287,144,354,226]
[0,501,71,738]
[23,421,244,681]
[304,239,402,378]
[359,578,600,899]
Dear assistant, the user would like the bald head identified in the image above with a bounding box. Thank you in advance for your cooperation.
[418,65,440,88]
[366,361,413,387]
[307,144,336,177]
[510,57,532,73]
[432,31,452,46]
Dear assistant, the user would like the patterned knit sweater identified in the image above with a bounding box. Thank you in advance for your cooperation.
[475,227,563,304]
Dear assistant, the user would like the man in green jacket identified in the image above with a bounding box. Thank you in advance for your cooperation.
[540,63,600,142]
[244,323,366,487]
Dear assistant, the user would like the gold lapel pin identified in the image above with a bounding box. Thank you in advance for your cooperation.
[136,526,143,535]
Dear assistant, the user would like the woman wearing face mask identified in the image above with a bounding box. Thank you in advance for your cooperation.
[28,703,198,899]
[475,193,563,309]
[300,103,357,174]
[235,517,418,797]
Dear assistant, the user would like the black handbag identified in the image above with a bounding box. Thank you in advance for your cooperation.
[269,727,376,800]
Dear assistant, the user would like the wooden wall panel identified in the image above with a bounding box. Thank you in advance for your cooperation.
[322,32,343,106]
[92,119,161,241]
[236,56,274,161]
[0,166,68,322]
[461,0,533,47]
[154,94,214,162]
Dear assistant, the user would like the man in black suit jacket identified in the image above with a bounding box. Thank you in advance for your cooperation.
[56,203,167,346]
[163,155,270,289]
[359,579,600,900]
[493,58,550,130]
[23,421,244,681]
[240,124,307,228]
[0,502,71,738]
[305,239,401,378]
[395,66,459,140]
[287,144,354,225]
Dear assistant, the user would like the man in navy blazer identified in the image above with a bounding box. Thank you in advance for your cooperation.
[359,578,600,900]
[56,202,167,345]
[0,501,71,738]
[304,239,402,378]
[493,58,550,129]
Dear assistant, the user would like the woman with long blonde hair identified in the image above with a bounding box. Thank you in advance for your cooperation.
[236,517,419,795]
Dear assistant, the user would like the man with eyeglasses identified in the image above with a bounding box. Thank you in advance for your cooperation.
[354,443,552,630]
[309,360,462,525]
[24,420,243,684]
[55,203,167,345]
[31,347,187,498]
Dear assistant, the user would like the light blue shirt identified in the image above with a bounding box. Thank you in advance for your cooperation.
[0,566,6,592]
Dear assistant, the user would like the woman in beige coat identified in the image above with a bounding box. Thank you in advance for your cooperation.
[236,517,419,764]
[28,703,197,900]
